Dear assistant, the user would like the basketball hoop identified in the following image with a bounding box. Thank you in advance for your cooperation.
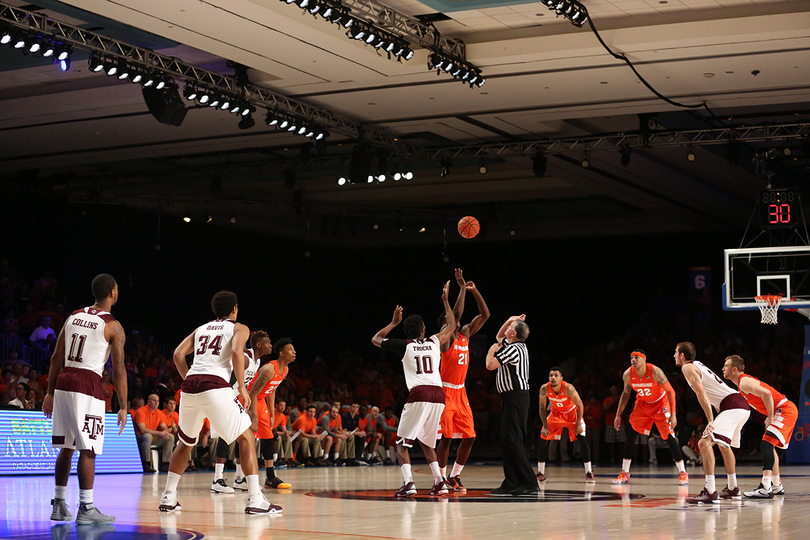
[755,295,782,324]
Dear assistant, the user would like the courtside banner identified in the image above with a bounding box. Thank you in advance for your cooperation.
[785,326,810,463]
[0,410,142,475]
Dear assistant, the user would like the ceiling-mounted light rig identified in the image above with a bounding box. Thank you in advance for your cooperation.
[539,0,589,28]
[88,52,175,90]
[428,51,485,88]
[1,24,73,71]
[264,109,329,140]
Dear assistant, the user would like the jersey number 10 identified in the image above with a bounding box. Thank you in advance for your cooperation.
[414,355,434,374]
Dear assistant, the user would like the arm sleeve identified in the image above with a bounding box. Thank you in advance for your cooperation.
[380,338,407,357]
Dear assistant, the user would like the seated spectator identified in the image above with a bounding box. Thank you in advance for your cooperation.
[359,406,384,464]
[163,396,179,438]
[288,397,308,425]
[9,361,27,386]
[681,427,703,466]
[0,368,10,395]
[28,316,56,350]
[379,406,399,464]
[129,395,145,430]
[135,393,174,472]
[26,368,44,402]
[273,400,293,465]
[291,405,327,466]
[8,382,27,408]
[24,388,37,410]
[320,405,352,465]
[312,391,330,412]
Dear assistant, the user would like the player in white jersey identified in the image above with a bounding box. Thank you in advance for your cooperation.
[211,331,271,493]
[674,342,750,504]
[159,291,280,514]
[372,281,456,498]
[43,273,127,525]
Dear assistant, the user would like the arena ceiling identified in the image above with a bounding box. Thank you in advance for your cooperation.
[0,0,809,246]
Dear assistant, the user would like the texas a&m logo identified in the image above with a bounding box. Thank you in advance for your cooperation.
[82,414,104,440]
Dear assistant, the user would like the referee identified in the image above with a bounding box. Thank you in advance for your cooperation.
[486,314,537,495]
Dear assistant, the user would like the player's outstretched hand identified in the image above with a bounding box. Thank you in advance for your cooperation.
[442,280,450,301]
[465,280,476,292]
[117,409,127,435]
[42,394,54,418]
[455,268,465,287]
[392,306,403,326]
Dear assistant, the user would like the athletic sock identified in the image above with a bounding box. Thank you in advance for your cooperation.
[727,473,737,489]
[214,463,224,481]
[762,474,772,490]
[246,475,261,497]
[675,460,686,473]
[774,475,781,486]
[428,462,443,484]
[266,467,275,480]
[165,471,181,493]
[622,459,632,473]
[440,466,447,478]
[401,463,413,484]
[537,462,546,474]
[333,453,340,461]
[705,475,716,493]
[235,464,243,480]
[54,485,67,500]
[451,463,464,478]
[79,489,92,506]
[583,461,592,474]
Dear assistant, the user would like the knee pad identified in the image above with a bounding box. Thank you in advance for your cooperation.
[760,440,775,470]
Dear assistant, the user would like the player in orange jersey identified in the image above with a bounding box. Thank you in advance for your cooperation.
[612,349,688,485]
[537,367,594,482]
[722,355,797,498]
[437,269,490,492]
[248,337,296,489]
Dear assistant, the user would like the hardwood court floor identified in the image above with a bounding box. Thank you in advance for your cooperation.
[1,463,808,540]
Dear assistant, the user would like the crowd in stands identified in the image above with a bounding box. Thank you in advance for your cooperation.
[0,256,806,472]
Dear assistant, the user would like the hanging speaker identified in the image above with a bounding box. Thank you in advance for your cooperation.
[142,86,187,126]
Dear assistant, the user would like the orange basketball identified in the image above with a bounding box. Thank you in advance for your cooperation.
[458,216,480,239]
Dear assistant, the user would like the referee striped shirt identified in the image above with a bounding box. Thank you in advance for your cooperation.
[494,339,530,393]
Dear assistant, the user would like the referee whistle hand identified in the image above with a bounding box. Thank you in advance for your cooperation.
[117,409,127,436]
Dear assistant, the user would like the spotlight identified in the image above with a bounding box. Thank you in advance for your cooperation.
[238,113,255,130]
[116,62,131,80]
[0,31,11,45]
[199,92,210,104]
[620,145,632,167]
[42,43,55,57]
[367,175,374,184]
[479,165,487,175]
[143,74,156,87]
[155,80,166,90]
[183,216,191,223]
[131,73,143,83]
[403,171,413,180]
[532,151,547,178]
[58,57,70,71]
[393,172,402,181]
[337,176,347,186]
[89,54,104,72]
[687,148,696,162]
[13,37,25,49]
[183,85,198,101]
[28,41,40,53]
[402,47,414,61]
[56,47,71,62]
[315,130,329,140]
[581,155,590,168]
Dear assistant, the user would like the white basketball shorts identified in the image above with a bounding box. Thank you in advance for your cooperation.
[396,402,445,448]
[177,387,252,446]
[52,389,106,454]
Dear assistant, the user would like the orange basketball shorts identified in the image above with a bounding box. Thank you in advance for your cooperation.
[542,408,585,442]
[439,387,476,439]
[629,397,673,439]
[764,401,798,449]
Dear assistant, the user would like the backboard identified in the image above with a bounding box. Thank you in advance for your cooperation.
[723,246,810,311]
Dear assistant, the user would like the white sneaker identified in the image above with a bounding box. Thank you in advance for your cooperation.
[50,499,72,521]
[75,504,116,525]
[233,477,248,491]
[159,491,182,512]
[245,494,283,514]
[744,484,773,499]
[772,484,785,496]
[211,479,235,494]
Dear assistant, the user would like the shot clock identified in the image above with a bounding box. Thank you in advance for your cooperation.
[760,189,799,230]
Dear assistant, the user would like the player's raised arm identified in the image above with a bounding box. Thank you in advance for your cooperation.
[173,331,196,379]
[107,320,128,434]
[452,268,467,322]
[436,281,456,345]
[651,365,678,430]
[461,280,490,338]
[565,382,586,435]
[231,323,251,411]
[613,369,633,431]
[42,327,66,418]
[372,306,403,347]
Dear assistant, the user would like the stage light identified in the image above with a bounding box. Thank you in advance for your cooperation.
[131,73,143,83]
[56,47,70,61]
[0,31,11,45]
[183,85,198,101]
[42,43,54,57]
[155,80,166,90]
[404,171,413,180]
[393,172,402,181]
[687,148,696,162]
[337,176,347,186]
[183,216,191,223]
[266,112,279,126]
[620,145,632,167]
[238,113,255,130]
[143,75,156,87]
[13,37,25,49]
[89,54,104,72]
[220,99,231,110]
[297,126,307,135]
[315,130,328,140]
[28,40,40,53]
[279,119,290,129]
[117,62,130,80]
[59,57,70,71]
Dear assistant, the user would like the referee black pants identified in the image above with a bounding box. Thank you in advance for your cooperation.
[499,390,537,490]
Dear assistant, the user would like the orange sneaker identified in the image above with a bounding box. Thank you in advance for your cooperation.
[678,471,689,485]
[612,471,630,485]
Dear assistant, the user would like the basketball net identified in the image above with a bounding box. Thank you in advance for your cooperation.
[754,295,782,325]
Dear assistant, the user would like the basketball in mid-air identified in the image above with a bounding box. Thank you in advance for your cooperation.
[457,216,480,239]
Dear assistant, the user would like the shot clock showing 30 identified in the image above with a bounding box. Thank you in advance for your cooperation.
[761,189,798,230]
